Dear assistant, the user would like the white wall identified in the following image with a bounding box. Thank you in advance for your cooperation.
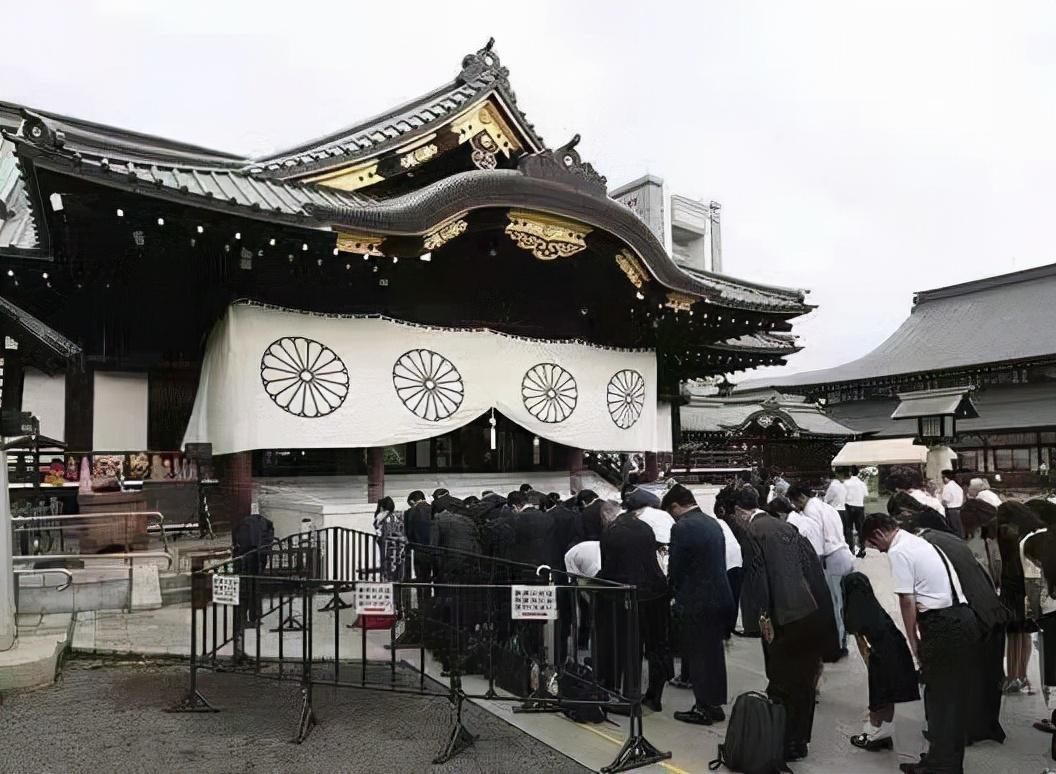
[92,372,148,450]
[22,368,66,441]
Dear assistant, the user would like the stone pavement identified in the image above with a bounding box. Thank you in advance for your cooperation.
[0,660,590,774]
[63,551,1056,773]
[0,613,71,690]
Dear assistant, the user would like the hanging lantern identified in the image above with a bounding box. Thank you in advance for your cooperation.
[489,408,497,450]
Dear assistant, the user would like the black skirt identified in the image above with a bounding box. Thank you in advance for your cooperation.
[865,624,920,710]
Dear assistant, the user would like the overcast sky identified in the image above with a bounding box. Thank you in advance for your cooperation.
[3,1,1053,380]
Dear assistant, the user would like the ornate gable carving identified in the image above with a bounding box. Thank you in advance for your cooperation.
[518,135,607,197]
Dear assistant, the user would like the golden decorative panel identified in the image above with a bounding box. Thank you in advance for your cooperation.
[615,249,648,289]
[309,161,383,192]
[399,143,439,169]
[336,231,384,256]
[504,210,592,261]
[423,218,468,251]
[664,291,696,312]
[451,100,521,157]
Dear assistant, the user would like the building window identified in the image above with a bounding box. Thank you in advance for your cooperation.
[994,448,1032,471]
[958,450,982,471]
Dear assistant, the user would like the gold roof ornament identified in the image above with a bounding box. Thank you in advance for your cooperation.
[423,218,469,251]
[335,231,384,256]
[504,209,592,260]
[664,291,696,312]
[615,249,649,289]
[399,143,439,169]
[308,160,383,192]
[451,101,521,158]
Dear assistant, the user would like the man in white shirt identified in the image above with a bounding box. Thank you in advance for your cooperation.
[790,485,854,654]
[844,467,868,556]
[862,514,978,774]
[967,477,1002,509]
[891,467,945,516]
[940,470,965,538]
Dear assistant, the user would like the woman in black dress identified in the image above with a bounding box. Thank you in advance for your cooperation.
[997,501,1046,693]
[842,572,920,751]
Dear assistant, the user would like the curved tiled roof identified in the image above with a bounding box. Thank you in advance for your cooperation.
[737,262,1056,391]
[680,390,857,437]
[251,39,544,178]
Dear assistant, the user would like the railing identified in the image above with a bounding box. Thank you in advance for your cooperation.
[11,550,174,571]
[169,526,671,773]
[11,510,168,556]
[13,567,73,592]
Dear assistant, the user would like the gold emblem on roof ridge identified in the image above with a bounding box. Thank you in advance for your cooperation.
[504,210,592,261]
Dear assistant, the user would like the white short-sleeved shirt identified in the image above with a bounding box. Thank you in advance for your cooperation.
[637,507,675,546]
[788,512,825,556]
[942,480,965,509]
[564,541,601,579]
[888,529,964,612]
[975,489,1002,508]
[844,476,867,508]
[707,512,743,570]
[909,489,946,515]
[824,479,847,510]
[804,497,849,556]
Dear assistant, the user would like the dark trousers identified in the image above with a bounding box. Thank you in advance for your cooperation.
[966,624,1006,744]
[576,591,593,650]
[412,551,433,584]
[596,594,670,703]
[682,615,727,707]
[918,605,976,774]
[945,507,963,538]
[767,611,826,747]
[845,506,865,550]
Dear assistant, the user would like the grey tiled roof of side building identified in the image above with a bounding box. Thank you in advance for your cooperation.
[736,262,1056,391]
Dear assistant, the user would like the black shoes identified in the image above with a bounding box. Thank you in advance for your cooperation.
[702,705,725,722]
[673,705,724,725]
[784,741,808,761]
[673,707,713,725]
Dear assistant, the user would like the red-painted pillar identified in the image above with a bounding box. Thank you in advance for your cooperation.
[368,447,385,502]
[643,451,659,483]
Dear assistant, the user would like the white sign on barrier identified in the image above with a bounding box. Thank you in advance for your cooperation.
[212,574,240,606]
[354,582,395,615]
[511,585,558,620]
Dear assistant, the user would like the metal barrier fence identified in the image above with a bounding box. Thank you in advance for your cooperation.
[169,526,671,773]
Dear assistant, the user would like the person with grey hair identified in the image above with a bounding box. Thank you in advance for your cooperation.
[599,499,622,527]
[968,477,1002,509]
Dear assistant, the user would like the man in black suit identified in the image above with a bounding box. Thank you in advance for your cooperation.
[598,499,671,711]
[403,490,434,583]
[232,508,275,626]
[736,487,831,762]
[662,484,735,724]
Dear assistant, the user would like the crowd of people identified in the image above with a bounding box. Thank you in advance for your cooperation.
[365,467,1056,773]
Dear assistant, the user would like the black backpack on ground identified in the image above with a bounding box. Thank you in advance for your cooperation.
[709,691,788,774]
[557,662,607,723]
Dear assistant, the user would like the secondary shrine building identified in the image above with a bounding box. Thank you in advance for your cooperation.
[0,40,809,525]
[737,263,1056,490]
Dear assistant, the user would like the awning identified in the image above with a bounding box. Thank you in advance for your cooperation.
[890,386,978,420]
[831,438,958,467]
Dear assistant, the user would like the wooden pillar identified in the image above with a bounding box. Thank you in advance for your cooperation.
[368,447,385,503]
[64,363,93,450]
[643,451,659,483]
[216,451,253,532]
[567,447,585,495]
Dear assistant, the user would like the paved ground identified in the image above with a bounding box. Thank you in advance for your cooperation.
[0,659,591,774]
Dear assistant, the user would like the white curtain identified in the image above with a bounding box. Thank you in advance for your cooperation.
[184,303,659,455]
[93,372,149,450]
[22,368,66,441]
